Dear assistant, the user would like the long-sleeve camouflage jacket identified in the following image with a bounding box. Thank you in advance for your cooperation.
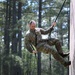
[24,26,53,53]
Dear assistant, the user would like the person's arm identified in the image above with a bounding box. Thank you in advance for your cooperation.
[24,34,33,53]
[40,22,56,34]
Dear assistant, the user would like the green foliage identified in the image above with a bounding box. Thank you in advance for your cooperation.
[2,54,23,69]
[0,0,70,75]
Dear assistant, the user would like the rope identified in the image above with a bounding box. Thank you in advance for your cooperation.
[55,0,66,22]
[48,0,66,38]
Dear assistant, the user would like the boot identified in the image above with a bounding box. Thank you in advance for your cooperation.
[59,53,69,58]
[64,61,71,67]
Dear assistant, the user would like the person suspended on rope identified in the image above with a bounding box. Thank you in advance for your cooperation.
[24,20,71,67]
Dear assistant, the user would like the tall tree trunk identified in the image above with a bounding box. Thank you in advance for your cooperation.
[11,0,17,54]
[3,0,10,75]
[11,1,17,75]
[37,0,42,75]
[48,18,52,75]
[18,2,22,57]
[69,0,75,75]
[49,55,52,75]
[16,2,22,75]
[4,0,10,55]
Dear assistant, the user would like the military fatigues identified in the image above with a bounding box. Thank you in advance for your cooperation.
[24,26,68,66]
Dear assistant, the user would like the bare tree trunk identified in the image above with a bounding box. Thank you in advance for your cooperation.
[4,0,10,55]
[69,0,75,75]
[3,0,10,75]
[11,0,17,54]
[37,0,42,75]
[18,2,22,57]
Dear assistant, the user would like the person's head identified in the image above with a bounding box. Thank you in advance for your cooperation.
[29,20,36,30]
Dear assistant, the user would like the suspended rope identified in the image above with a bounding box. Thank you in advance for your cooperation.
[55,0,67,22]
[48,0,66,38]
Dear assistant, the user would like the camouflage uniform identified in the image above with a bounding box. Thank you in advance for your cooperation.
[25,27,69,66]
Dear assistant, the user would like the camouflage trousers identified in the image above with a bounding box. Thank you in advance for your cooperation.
[36,38,67,66]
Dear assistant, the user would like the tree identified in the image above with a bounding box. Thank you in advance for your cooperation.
[0,0,70,75]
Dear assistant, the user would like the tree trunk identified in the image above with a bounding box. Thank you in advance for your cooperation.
[3,0,10,75]
[18,2,22,57]
[37,0,42,75]
[69,0,75,75]
[4,0,10,55]
[11,0,17,54]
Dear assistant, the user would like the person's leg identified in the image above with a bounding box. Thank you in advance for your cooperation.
[37,43,71,67]
[47,38,69,57]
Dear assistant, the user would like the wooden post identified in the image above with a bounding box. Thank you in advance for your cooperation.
[69,0,75,75]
